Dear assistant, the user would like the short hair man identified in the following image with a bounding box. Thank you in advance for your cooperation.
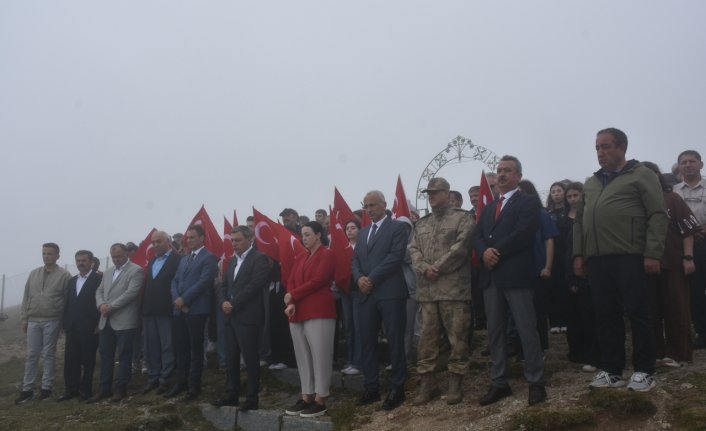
[471,155,547,406]
[573,128,667,391]
[674,150,706,348]
[90,243,145,402]
[167,225,218,400]
[16,243,71,404]
[352,191,409,411]
[212,226,270,410]
[280,208,301,235]
[246,216,255,231]
[141,231,181,395]
[449,190,464,209]
[58,250,102,402]
[467,186,480,219]
[410,177,474,405]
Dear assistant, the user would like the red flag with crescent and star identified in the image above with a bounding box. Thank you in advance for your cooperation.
[471,171,495,266]
[329,205,353,293]
[275,222,307,286]
[333,187,357,227]
[222,217,235,276]
[130,228,157,269]
[391,174,411,220]
[477,171,494,223]
[252,208,280,261]
[186,205,223,258]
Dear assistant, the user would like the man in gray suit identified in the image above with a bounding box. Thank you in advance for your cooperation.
[88,243,144,403]
[352,190,409,411]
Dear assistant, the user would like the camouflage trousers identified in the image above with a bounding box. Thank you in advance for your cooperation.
[416,301,471,375]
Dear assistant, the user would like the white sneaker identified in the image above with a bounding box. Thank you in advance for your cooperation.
[385,364,393,371]
[342,367,361,375]
[627,372,656,392]
[582,364,597,373]
[589,370,626,389]
[268,362,287,370]
[549,327,561,334]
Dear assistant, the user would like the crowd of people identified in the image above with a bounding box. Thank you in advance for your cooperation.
[15,127,704,419]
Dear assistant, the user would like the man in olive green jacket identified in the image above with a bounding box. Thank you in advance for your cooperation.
[573,127,667,392]
[410,177,474,406]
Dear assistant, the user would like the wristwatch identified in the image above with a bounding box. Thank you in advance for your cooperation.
[684,255,694,261]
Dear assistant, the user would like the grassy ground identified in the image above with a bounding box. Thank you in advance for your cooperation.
[4,304,706,431]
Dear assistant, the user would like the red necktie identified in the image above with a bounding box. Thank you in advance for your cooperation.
[494,196,505,221]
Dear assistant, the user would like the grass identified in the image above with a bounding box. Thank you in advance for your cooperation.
[510,405,596,431]
[668,372,706,431]
[587,388,657,418]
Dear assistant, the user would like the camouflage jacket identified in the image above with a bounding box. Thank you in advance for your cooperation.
[410,205,474,302]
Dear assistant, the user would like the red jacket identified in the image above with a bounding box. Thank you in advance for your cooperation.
[286,246,336,322]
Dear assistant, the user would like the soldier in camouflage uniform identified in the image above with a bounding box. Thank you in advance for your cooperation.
[409,177,474,405]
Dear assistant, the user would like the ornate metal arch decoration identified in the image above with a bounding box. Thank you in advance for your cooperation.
[415,136,500,213]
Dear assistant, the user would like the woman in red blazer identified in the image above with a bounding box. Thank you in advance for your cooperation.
[283,221,336,418]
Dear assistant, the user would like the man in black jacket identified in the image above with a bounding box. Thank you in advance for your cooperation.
[59,250,102,401]
[142,231,181,395]
[212,226,270,410]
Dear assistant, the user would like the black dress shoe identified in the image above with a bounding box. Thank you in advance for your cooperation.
[211,397,238,407]
[239,400,258,412]
[382,389,405,411]
[156,384,170,395]
[479,385,512,406]
[184,390,200,401]
[142,381,159,394]
[528,384,547,406]
[57,392,78,402]
[164,383,186,399]
[357,390,381,405]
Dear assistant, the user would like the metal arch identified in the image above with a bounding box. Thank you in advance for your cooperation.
[415,136,500,213]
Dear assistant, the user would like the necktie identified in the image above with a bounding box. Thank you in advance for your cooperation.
[368,223,378,248]
[494,196,505,221]
[188,252,196,263]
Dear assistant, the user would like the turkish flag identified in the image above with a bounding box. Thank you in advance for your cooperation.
[333,187,357,227]
[477,171,495,223]
[233,210,239,227]
[275,222,307,287]
[252,208,280,261]
[186,205,223,258]
[391,175,411,220]
[130,228,157,269]
[329,205,353,293]
[472,171,496,266]
[222,217,235,276]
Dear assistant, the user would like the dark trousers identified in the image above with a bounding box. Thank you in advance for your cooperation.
[649,270,693,362]
[532,277,550,351]
[98,321,135,392]
[566,281,599,366]
[173,313,207,391]
[223,321,261,403]
[64,328,98,397]
[268,288,296,366]
[689,242,706,337]
[587,255,655,375]
[356,293,407,392]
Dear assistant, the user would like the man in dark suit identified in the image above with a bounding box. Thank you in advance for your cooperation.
[352,190,409,411]
[167,224,218,401]
[90,243,144,403]
[141,231,181,395]
[59,250,102,402]
[212,226,270,410]
[471,155,546,406]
